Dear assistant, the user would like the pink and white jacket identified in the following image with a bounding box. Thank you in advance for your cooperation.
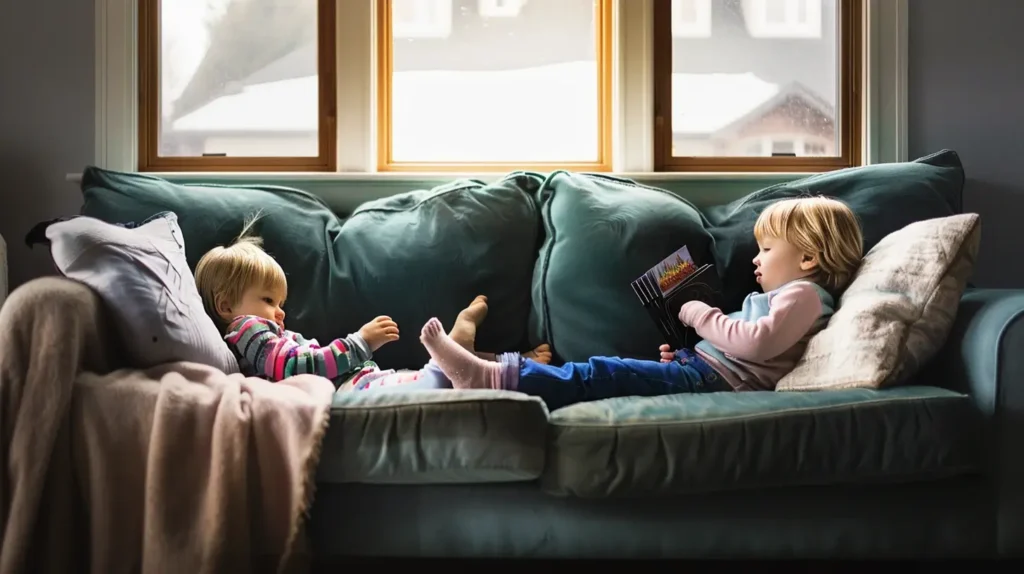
[678,280,834,391]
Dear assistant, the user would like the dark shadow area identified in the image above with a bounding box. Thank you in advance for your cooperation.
[0,153,82,290]
[962,178,1024,288]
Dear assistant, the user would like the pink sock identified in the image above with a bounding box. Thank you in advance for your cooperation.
[420,318,504,390]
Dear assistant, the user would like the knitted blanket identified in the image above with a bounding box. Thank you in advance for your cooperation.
[0,277,334,574]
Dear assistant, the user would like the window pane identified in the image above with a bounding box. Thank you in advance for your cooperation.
[670,0,839,158]
[158,0,320,158]
[388,0,601,163]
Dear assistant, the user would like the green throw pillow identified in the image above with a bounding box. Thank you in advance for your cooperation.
[530,172,714,362]
[704,149,965,311]
[79,167,542,368]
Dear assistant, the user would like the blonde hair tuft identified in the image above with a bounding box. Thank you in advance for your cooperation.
[194,211,287,325]
[753,196,863,292]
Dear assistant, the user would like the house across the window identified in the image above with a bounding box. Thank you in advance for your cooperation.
[746,0,823,39]
[393,0,452,39]
[672,0,712,38]
[656,0,858,171]
[478,0,527,18]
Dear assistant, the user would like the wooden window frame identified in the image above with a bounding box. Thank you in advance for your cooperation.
[375,0,615,173]
[137,0,337,172]
[652,0,863,173]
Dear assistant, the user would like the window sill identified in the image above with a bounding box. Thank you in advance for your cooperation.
[66,170,809,184]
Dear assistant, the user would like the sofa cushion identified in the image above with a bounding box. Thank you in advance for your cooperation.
[316,389,549,484]
[542,386,981,498]
[530,172,714,362]
[79,167,542,368]
[44,212,239,373]
[778,214,981,391]
[703,149,965,312]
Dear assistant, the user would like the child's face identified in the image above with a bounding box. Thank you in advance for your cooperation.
[221,286,287,330]
[752,236,817,292]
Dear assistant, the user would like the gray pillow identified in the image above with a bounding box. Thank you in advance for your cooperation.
[46,212,239,373]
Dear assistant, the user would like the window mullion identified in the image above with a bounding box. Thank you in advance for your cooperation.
[617,0,655,172]
[336,0,375,172]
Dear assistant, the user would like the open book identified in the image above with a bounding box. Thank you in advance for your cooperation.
[630,245,723,350]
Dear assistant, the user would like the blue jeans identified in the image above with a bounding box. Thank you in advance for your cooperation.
[516,349,731,411]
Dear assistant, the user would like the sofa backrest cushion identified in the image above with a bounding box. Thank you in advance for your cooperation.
[777,213,981,391]
[704,149,966,312]
[80,167,541,369]
[530,151,965,364]
[529,173,715,362]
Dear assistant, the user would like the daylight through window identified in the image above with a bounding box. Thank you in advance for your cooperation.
[653,0,862,172]
[138,0,336,171]
[376,0,613,171]
[135,0,865,174]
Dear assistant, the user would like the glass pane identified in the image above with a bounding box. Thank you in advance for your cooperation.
[670,0,840,158]
[158,0,319,158]
[389,0,601,163]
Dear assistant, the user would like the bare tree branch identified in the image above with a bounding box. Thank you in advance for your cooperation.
[170,0,316,121]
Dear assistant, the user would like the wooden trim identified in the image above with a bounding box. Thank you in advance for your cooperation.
[376,0,614,173]
[653,0,864,173]
[137,0,337,172]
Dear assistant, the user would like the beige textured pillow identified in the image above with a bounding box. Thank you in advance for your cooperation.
[777,213,980,392]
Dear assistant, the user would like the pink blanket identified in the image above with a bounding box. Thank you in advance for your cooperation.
[0,278,335,574]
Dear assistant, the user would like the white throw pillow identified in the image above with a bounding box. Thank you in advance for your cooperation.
[776,213,980,391]
[46,212,239,374]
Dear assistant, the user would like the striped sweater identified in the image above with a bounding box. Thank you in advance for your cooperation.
[224,315,373,383]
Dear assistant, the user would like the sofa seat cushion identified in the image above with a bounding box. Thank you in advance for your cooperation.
[542,386,981,498]
[317,389,549,484]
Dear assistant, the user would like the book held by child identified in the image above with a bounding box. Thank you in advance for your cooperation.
[630,245,723,349]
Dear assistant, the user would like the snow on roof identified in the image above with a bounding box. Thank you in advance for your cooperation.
[172,62,782,145]
[173,75,319,132]
[671,72,779,134]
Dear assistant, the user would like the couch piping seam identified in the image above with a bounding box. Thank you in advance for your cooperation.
[548,393,967,428]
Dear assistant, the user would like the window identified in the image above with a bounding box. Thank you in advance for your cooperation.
[122,0,895,175]
[653,0,862,172]
[377,0,612,171]
[745,0,823,38]
[478,0,527,18]
[672,0,712,38]
[137,0,337,171]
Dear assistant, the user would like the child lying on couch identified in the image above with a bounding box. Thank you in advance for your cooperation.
[194,221,551,390]
[416,196,865,410]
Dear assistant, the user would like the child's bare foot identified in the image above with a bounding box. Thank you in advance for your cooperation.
[448,295,488,351]
[523,343,552,364]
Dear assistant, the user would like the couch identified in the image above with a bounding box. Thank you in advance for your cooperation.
[25,150,1024,559]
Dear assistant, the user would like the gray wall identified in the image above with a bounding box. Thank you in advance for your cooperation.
[907,0,1024,288]
[1,0,1021,291]
[0,0,94,289]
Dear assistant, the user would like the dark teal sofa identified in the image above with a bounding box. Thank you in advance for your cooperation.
[76,150,1024,559]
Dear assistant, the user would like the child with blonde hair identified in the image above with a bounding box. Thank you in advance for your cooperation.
[415,196,864,410]
[195,217,551,390]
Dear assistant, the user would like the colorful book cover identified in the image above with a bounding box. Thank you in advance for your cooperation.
[647,245,698,295]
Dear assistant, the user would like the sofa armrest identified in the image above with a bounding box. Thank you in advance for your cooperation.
[924,289,1024,557]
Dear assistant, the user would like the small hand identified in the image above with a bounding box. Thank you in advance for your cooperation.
[359,316,400,351]
[659,344,676,363]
